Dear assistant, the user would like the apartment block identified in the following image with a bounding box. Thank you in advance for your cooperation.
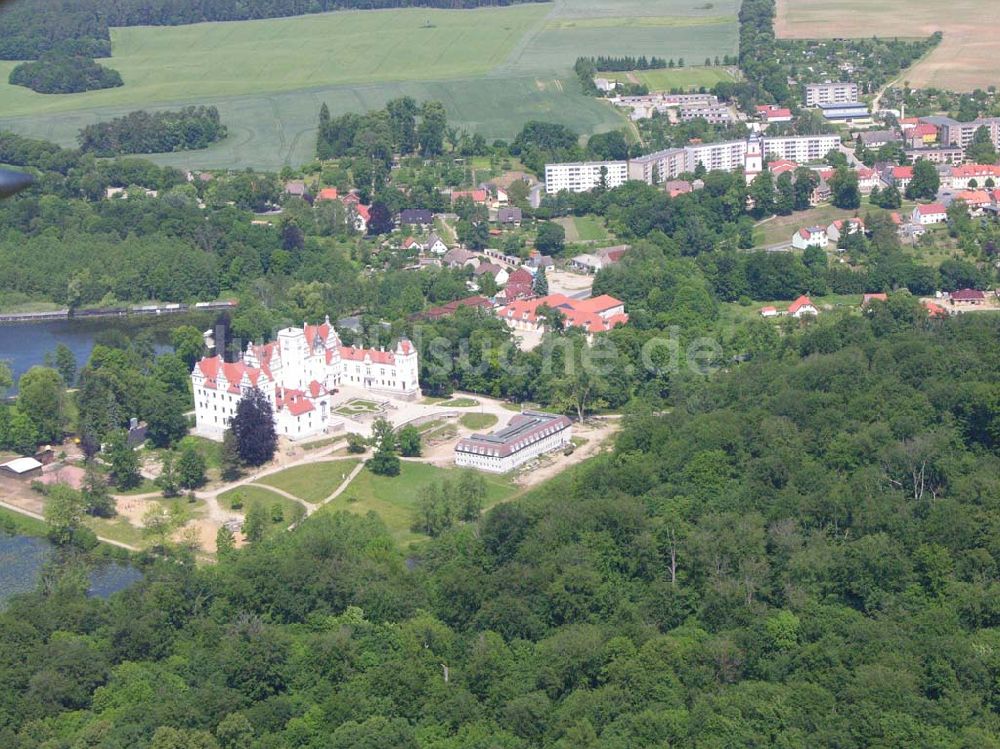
[544,161,629,194]
[804,82,859,106]
[763,134,841,164]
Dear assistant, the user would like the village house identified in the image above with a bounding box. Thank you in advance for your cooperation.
[497,207,523,226]
[858,130,900,149]
[441,248,478,269]
[887,165,914,192]
[498,268,535,303]
[826,218,864,244]
[426,233,449,254]
[191,319,420,441]
[911,203,948,225]
[952,190,991,216]
[418,296,494,321]
[759,306,779,318]
[315,187,339,202]
[398,209,434,228]
[792,226,828,250]
[284,180,309,199]
[756,104,793,125]
[949,288,986,305]
[861,292,888,307]
[856,167,882,194]
[473,263,509,287]
[788,295,818,318]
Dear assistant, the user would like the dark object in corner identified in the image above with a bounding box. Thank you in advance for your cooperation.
[0,169,33,199]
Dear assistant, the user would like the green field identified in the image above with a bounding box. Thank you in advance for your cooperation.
[0,0,738,170]
[256,459,361,504]
[633,66,738,91]
[459,413,499,430]
[321,462,518,545]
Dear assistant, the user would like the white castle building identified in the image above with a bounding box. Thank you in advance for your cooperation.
[191,318,419,441]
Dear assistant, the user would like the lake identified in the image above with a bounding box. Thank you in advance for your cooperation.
[0,533,142,605]
[0,312,215,391]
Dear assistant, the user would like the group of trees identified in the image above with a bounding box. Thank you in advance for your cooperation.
[78,107,228,156]
[1,311,998,746]
[317,98,451,164]
[577,55,671,72]
[8,52,122,94]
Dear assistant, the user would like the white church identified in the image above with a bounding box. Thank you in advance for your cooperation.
[191,317,420,441]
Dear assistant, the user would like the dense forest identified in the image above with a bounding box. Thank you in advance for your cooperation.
[1,311,999,747]
[78,107,228,156]
[0,0,547,59]
[7,52,122,94]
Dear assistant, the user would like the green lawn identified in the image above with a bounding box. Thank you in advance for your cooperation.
[753,205,874,247]
[632,66,738,91]
[319,462,518,545]
[573,215,611,242]
[256,459,360,504]
[0,0,738,170]
[438,397,479,408]
[460,413,499,430]
[219,485,288,511]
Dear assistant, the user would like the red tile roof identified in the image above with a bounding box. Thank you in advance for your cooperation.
[891,166,914,179]
[316,187,339,201]
[950,288,985,301]
[787,295,815,314]
[915,203,947,215]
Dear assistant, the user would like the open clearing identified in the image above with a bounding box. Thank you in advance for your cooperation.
[633,66,737,91]
[256,459,362,504]
[0,0,738,169]
[320,462,518,545]
[774,0,1000,91]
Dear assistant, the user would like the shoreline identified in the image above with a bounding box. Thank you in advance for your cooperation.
[0,300,236,324]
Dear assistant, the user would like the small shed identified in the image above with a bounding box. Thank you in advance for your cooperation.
[0,457,43,479]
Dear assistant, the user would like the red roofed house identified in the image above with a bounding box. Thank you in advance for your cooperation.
[757,105,793,124]
[949,288,986,305]
[352,204,371,233]
[911,203,948,225]
[923,300,949,317]
[792,226,828,250]
[888,166,914,191]
[767,159,799,177]
[905,123,938,146]
[192,318,420,441]
[787,295,818,318]
[499,268,536,303]
[420,296,494,321]
[827,218,865,244]
[452,189,489,205]
[315,187,339,202]
[760,306,779,318]
[856,167,882,194]
[861,292,888,307]
[496,294,628,336]
[953,190,991,216]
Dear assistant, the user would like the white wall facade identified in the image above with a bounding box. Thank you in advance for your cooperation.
[455,422,572,473]
[545,161,629,194]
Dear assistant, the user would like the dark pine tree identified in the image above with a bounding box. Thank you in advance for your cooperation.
[232,388,278,467]
[368,201,394,236]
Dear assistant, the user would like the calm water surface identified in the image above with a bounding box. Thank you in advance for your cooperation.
[0,533,141,605]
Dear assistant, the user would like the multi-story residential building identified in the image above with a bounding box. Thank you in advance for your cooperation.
[544,161,629,194]
[947,164,1000,189]
[627,148,688,184]
[924,116,1000,150]
[904,146,964,165]
[685,139,750,173]
[679,104,733,124]
[191,319,420,441]
[454,411,573,473]
[763,134,841,163]
[804,82,859,107]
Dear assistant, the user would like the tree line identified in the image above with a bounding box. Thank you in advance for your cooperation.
[78,107,228,156]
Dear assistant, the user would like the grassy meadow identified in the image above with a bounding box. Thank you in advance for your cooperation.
[0,0,739,169]
[633,66,738,91]
[319,462,518,545]
[256,459,361,504]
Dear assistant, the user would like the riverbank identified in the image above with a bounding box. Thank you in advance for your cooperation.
[0,299,236,323]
